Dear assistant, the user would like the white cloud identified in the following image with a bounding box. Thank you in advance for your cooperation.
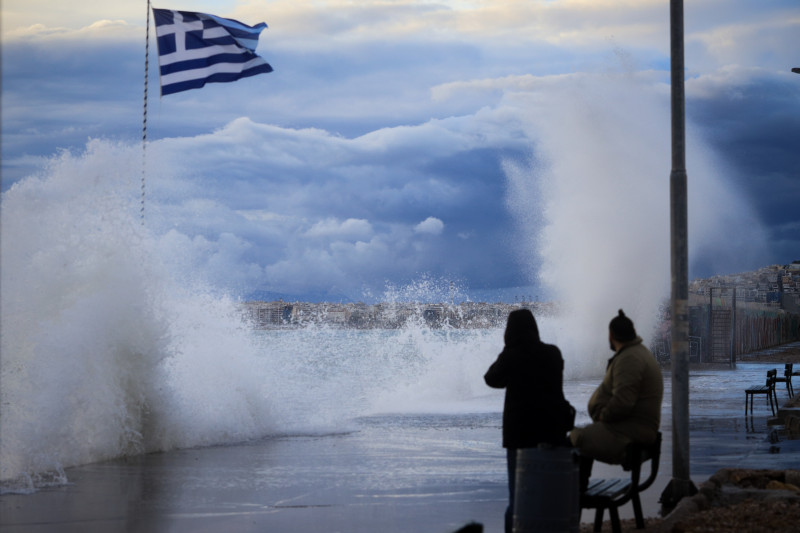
[686,10,800,73]
[414,217,445,235]
[1,19,141,42]
[306,218,373,239]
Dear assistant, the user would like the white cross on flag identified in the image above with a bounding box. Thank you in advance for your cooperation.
[153,8,273,96]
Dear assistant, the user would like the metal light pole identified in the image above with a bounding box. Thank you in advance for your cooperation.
[660,0,698,512]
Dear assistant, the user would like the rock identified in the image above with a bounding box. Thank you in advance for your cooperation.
[766,480,800,491]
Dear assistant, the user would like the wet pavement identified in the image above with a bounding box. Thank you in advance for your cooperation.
[2,351,800,532]
[626,358,800,523]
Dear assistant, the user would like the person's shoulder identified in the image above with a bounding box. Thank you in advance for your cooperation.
[618,340,660,369]
[538,342,563,357]
[619,337,647,354]
[629,340,656,360]
[614,340,648,365]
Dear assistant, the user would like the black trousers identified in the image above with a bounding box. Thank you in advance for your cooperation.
[505,448,516,533]
[579,454,594,493]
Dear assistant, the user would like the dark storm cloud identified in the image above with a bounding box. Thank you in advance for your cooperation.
[686,68,800,264]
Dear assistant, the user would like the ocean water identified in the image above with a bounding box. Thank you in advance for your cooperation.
[0,300,590,495]
[0,250,496,492]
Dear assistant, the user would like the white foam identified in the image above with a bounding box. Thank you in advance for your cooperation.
[503,72,768,377]
[0,142,275,488]
[0,142,506,491]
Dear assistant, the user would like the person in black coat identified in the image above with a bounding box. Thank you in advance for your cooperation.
[484,308,573,533]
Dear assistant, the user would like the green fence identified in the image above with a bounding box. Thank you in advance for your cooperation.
[654,306,800,364]
[688,306,800,362]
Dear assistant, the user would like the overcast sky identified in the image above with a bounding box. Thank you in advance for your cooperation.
[2,0,798,303]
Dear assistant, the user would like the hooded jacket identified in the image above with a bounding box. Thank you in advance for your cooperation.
[587,336,663,444]
[484,310,573,448]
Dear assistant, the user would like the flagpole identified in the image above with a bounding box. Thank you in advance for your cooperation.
[141,0,151,225]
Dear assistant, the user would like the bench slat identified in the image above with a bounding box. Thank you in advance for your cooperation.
[585,478,631,500]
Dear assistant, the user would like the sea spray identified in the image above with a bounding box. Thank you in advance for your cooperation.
[503,71,768,377]
[0,141,164,487]
[0,142,276,489]
[0,141,507,492]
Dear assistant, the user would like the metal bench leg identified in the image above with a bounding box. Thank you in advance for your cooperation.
[609,505,622,533]
[593,507,604,532]
[631,492,645,529]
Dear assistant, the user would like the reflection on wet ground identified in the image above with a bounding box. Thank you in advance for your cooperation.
[620,361,800,523]
[1,362,799,532]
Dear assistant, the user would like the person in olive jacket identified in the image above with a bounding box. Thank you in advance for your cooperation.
[569,309,664,489]
[485,309,574,533]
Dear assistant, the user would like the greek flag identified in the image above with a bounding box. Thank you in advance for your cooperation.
[153,8,273,96]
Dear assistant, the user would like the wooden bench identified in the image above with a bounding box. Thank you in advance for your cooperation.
[580,432,662,533]
[745,369,778,416]
[774,363,794,398]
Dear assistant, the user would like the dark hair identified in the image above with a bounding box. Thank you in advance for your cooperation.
[504,309,540,346]
[609,309,637,342]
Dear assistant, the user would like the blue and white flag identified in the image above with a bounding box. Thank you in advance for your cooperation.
[153,8,273,96]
